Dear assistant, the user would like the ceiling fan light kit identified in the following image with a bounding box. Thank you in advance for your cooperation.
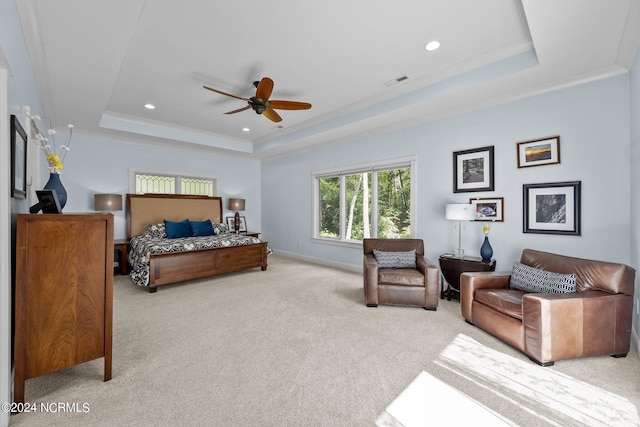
[203,77,312,123]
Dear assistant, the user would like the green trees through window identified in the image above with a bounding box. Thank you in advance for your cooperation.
[317,163,412,241]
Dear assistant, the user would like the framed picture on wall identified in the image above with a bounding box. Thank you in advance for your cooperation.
[517,136,560,168]
[523,181,581,235]
[11,115,27,199]
[453,146,494,193]
[469,197,504,222]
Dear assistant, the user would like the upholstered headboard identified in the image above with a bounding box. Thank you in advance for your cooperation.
[126,194,223,239]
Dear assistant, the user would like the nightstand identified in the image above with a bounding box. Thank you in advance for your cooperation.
[241,231,261,238]
[114,239,130,275]
[439,255,496,301]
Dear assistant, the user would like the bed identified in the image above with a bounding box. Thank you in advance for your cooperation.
[126,194,268,292]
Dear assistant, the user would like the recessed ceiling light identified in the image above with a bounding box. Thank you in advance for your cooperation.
[144,103,156,110]
[424,41,440,51]
[242,127,250,132]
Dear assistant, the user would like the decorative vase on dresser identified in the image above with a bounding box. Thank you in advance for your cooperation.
[13,213,113,404]
[43,173,67,208]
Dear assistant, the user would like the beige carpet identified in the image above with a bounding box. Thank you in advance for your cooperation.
[10,254,640,426]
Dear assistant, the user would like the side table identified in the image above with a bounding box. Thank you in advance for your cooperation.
[439,255,496,301]
[241,231,261,238]
[114,239,130,275]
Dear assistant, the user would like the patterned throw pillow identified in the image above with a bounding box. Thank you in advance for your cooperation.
[145,223,166,238]
[212,222,230,235]
[373,249,416,269]
[509,262,576,293]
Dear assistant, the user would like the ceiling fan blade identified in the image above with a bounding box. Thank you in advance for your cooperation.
[203,85,248,101]
[262,107,282,122]
[255,77,274,102]
[224,105,251,115]
[270,100,312,110]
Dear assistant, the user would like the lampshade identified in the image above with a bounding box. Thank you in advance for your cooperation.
[95,193,123,212]
[445,204,475,221]
[228,198,245,211]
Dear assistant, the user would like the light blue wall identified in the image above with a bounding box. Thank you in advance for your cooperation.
[2,1,45,425]
[51,134,262,240]
[630,49,640,351]
[262,75,632,273]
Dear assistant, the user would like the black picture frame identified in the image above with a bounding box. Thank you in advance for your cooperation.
[517,136,561,168]
[523,181,581,235]
[453,146,494,193]
[11,115,27,199]
[225,216,247,232]
[30,190,62,214]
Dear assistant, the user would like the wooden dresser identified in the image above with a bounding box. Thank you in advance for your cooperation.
[14,214,114,403]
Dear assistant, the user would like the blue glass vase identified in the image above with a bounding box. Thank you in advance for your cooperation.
[43,173,67,209]
[480,236,493,261]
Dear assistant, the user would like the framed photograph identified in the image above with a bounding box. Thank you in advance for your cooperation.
[523,181,581,235]
[225,216,247,232]
[453,146,494,193]
[517,136,560,168]
[469,197,504,222]
[11,115,27,198]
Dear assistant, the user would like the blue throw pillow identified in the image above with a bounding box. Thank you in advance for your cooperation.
[190,219,215,237]
[164,219,192,239]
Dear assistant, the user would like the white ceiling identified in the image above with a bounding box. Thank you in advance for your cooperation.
[15,0,640,159]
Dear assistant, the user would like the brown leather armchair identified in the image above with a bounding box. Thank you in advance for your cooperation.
[363,238,440,310]
[461,249,636,366]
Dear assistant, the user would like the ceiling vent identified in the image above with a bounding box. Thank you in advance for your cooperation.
[384,75,409,87]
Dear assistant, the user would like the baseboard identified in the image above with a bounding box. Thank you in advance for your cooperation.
[273,249,361,273]
[632,324,639,361]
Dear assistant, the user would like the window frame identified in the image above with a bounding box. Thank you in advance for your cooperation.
[312,156,417,248]
[128,168,218,196]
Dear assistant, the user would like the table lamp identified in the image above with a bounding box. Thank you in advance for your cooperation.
[228,198,245,234]
[445,204,475,257]
[95,193,123,213]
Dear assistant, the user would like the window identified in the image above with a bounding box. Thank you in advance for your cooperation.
[313,156,415,245]
[130,171,216,196]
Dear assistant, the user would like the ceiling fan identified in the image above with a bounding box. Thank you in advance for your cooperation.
[203,77,312,123]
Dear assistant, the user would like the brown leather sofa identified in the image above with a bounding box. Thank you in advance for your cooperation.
[461,249,636,366]
[363,238,440,310]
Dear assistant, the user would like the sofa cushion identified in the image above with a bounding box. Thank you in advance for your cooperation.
[378,268,424,286]
[475,288,525,320]
[509,262,576,294]
[373,249,416,268]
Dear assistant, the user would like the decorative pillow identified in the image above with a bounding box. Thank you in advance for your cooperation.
[373,249,416,269]
[145,223,166,238]
[190,219,215,237]
[509,262,576,294]
[212,222,230,235]
[163,219,193,239]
